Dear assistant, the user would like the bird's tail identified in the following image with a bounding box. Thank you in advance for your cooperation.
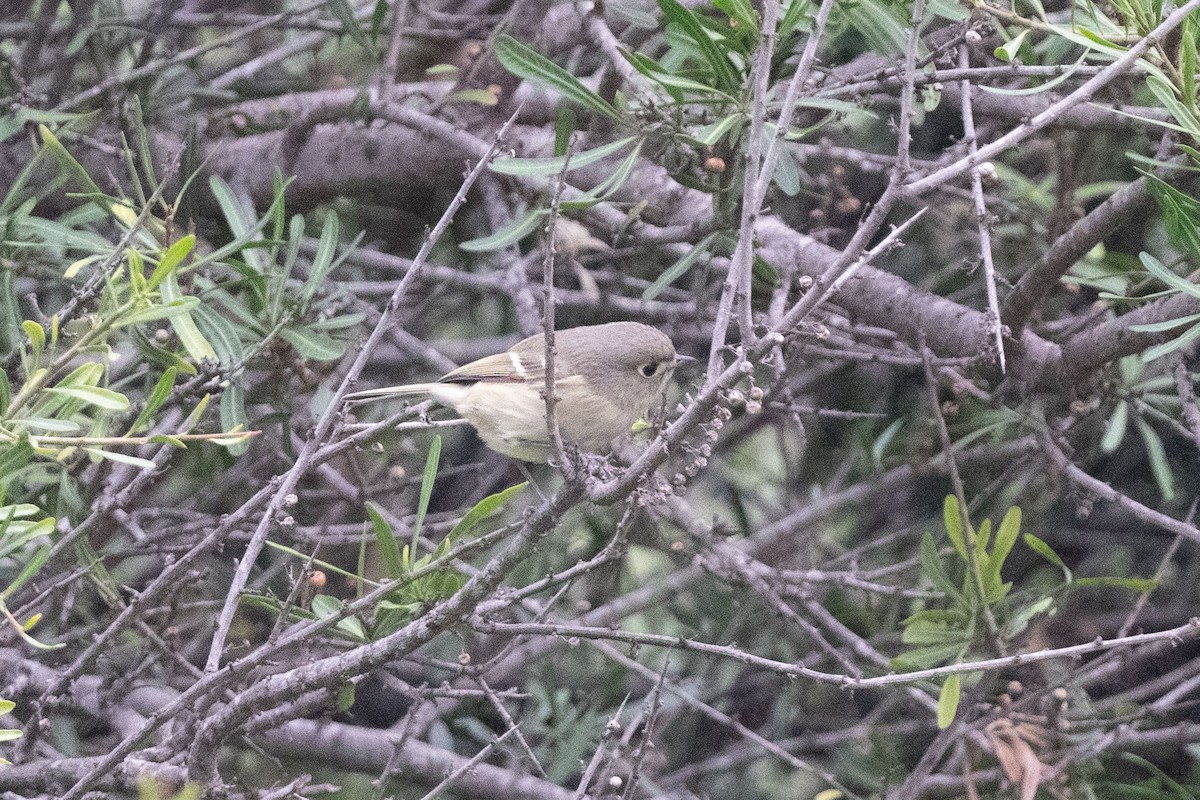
[344,383,440,402]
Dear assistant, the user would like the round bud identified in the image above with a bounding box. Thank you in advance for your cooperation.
[309,570,327,589]
[458,651,471,665]
[965,29,982,43]
[704,156,727,173]
[835,196,862,215]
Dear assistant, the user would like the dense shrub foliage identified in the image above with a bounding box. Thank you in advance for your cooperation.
[2,0,1200,798]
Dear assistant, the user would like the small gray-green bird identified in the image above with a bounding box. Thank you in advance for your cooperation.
[346,321,686,462]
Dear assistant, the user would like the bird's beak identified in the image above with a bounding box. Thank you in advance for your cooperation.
[674,354,697,365]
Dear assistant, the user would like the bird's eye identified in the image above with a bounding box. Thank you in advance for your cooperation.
[640,363,659,377]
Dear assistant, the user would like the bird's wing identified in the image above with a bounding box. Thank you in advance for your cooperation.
[439,351,545,384]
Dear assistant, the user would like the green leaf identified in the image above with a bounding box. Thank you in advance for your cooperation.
[772,145,800,195]
[130,367,177,434]
[693,113,744,146]
[1075,576,1158,591]
[1,544,49,600]
[1127,313,1200,333]
[460,209,547,252]
[445,482,528,544]
[994,29,1028,62]
[981,52,1088,96]
[0,516,54,561]
[937,673,961,729]
[306,313,366,332]
[302,212,340,307]
[1024,533,1071,582]
[985,506,1021,598]
[162,273,217,363]
[1143,173,1200,265]
[638,68,739,102]
[1146,74,1200,140]
[494,35,620,121]
[45,384,130,411]
[489,136,639,177]
[919,531,962,603]
[901,617,969,645]
[0,700,13,715]
[1005,595,1055,638]
[410,436,442,554]
[337,682,356,713]
[0,439,33,483]
[220,383,250,457]
[1142,320,1200,362]
[1182,17,1197,111]
[620,47,684,104]
[561,139,644,208]
[83,447,156,469]
[449,88,500,106]
[38,125,104,198]
[279,326,345,361]
[643,232,718,301]
[1134,416,1175,500]
[657,0,742,94]
[942,495,967,559]
[1101,399,1129,452]
[891,642,964,671]
[311,594,341,619]
[190,302,243,368]
[554,107,576,156]
[8,417,79,434]
[114,297,202,327]
[366,501,404,581]
[22,320,44,371]
[147,434,186,448]
[840,0,912,56]
[328,0,371,52]
[779,0,810,40]
[147,234,195,289]
[1138,251,1200,300]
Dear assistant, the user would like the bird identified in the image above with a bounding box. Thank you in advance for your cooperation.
[345,321,686,462]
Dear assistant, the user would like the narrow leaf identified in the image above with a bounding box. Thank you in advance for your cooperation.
[937,673,961,729]
[643,232,717,301]
[45,385,129,411]
[366,502,404,580]
[494,35,620,120]
[489,136,638,177]
[411,436,442,554]
[446,482,528,543]
[83,447,156,469]
[460,209,547,252]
